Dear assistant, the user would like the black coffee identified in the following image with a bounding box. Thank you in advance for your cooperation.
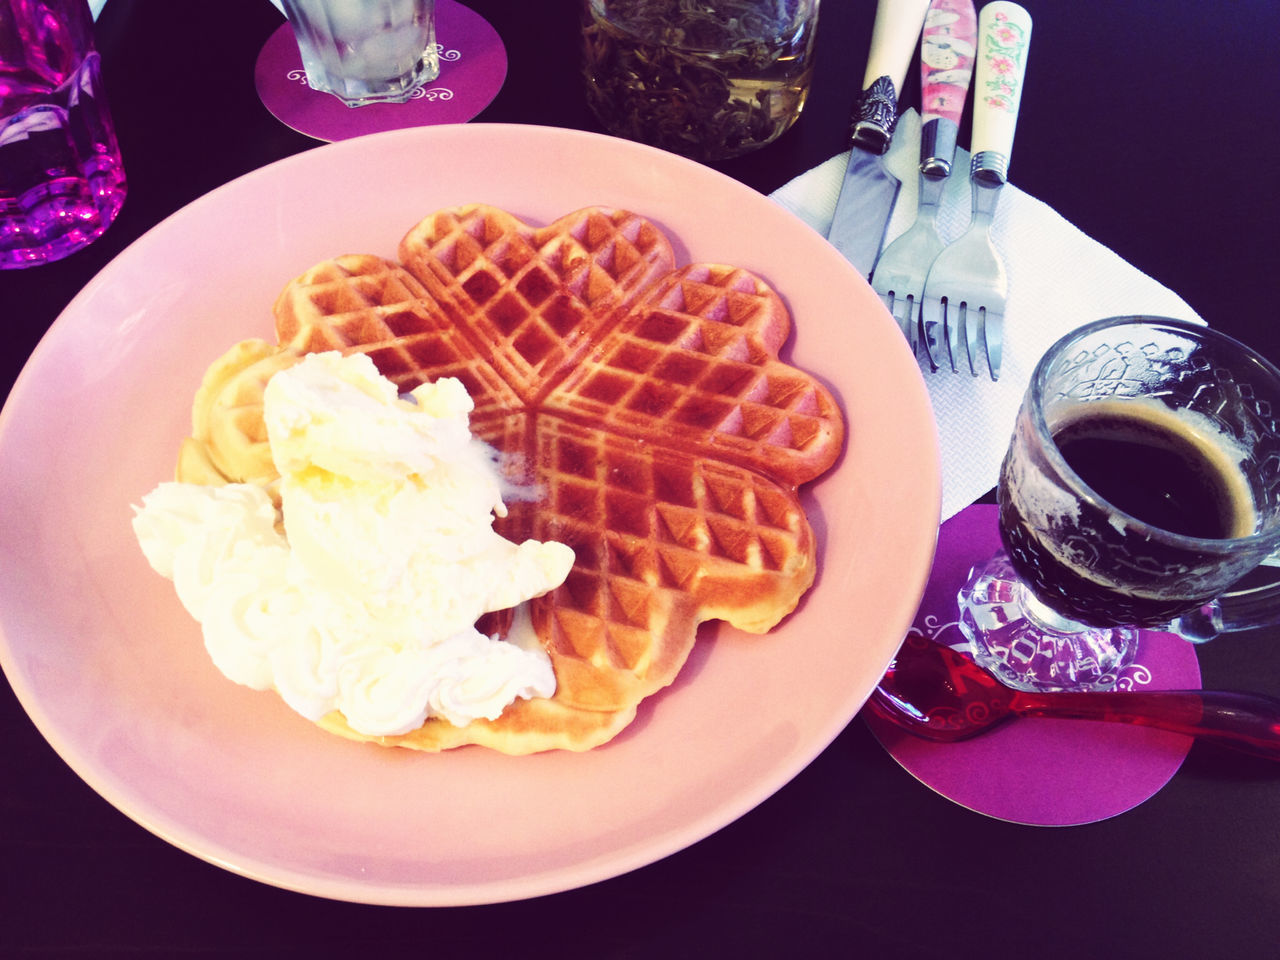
[1052,409,1248,540]
[998,401,1256,628]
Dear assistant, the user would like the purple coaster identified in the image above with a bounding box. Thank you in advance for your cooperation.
[863,504,1201,826]
[255,0,507,142]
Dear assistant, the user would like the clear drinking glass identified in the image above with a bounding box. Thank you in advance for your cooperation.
[579,0,821,162]
[0,0,126,268]
[958,316,1280,691]
[281,0,439,107]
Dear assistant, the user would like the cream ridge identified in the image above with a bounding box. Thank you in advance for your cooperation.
[132,351,574,736]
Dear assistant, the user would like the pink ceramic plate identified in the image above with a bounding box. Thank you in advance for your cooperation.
[0,125,940,906]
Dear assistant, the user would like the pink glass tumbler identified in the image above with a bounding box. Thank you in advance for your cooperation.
[0,0,126,268]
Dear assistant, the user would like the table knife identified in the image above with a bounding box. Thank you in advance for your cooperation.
[826,0,932,277]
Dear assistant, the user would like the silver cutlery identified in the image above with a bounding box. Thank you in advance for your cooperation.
[826,0,931,277]
[871,0,977,355]
[919,0,1031,379]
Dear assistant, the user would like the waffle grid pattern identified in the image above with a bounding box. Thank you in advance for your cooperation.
[401,207,675,404]
[274,254,520,421]
[188,205,846,750]
[547,263,841,482]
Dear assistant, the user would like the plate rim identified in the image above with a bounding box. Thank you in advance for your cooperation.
[0,122,941,906]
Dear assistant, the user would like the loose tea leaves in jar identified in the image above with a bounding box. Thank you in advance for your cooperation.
[581,0,820,162]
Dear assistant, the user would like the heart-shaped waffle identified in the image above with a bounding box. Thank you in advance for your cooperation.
[544,262,842,485]
[180,205,844,752]
[273,253,521,423]
[398,205,676,404]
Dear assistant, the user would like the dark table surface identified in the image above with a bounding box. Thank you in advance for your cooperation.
[4,1,1280,957]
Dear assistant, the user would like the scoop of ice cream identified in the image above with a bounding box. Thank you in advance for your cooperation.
[133,351,574,735]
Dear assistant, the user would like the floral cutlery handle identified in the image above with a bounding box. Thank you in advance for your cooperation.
[971,1,1032,182]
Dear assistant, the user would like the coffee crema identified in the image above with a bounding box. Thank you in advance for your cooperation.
[998,398,1259,628]
[1050,399,1255,541]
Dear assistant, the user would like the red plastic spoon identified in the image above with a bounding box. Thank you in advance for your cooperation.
[869,634,1280,761]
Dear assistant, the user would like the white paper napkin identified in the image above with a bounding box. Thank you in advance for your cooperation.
[770,109,1202,522]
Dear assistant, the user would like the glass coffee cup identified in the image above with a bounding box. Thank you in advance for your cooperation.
[958,316,1280,692]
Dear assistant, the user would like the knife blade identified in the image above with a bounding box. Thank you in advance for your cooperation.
[826,0,931,277]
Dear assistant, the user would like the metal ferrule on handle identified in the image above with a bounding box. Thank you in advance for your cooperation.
[966,168,1003,230]
[849,78,899,155]
[918,0,977,178]
[970,149,1010,185]
[920,119,960,178]
[848,0,933,154]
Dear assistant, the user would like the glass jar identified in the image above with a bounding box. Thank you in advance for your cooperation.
[580,0,821,163]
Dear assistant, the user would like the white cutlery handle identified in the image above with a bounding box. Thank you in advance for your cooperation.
[850,0,931,153]
[971,1,1032,181]
[862,0,933,92]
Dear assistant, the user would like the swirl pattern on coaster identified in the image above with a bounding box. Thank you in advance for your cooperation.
[254,0,507,142]
[863,504,1200,826]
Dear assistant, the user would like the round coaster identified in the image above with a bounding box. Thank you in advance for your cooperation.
[863,504,1201,826]
[254,0,507,142]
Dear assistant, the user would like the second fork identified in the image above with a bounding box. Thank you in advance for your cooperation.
[870,0,977,357]
[919,0,1032,380]
[919,157,1007,376]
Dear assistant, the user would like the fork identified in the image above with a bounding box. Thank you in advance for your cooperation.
[919,1,1031,379]
[870,0,977,358]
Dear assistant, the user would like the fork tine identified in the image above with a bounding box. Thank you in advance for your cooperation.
[904,294,920,354]
[984,309,1003,380]
[919,296,943,371]
[895,295,915,350]
[878,291,911,351]
[944,298,964,373]
[965,304,983,376]
[872,254,935,361]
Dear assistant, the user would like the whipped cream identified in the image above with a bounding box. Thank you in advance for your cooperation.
[132,351,573,736]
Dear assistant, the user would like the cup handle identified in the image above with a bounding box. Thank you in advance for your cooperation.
[1172,578,1280,642]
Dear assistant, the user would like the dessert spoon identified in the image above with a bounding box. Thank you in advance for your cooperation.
[869,634,1280,760]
